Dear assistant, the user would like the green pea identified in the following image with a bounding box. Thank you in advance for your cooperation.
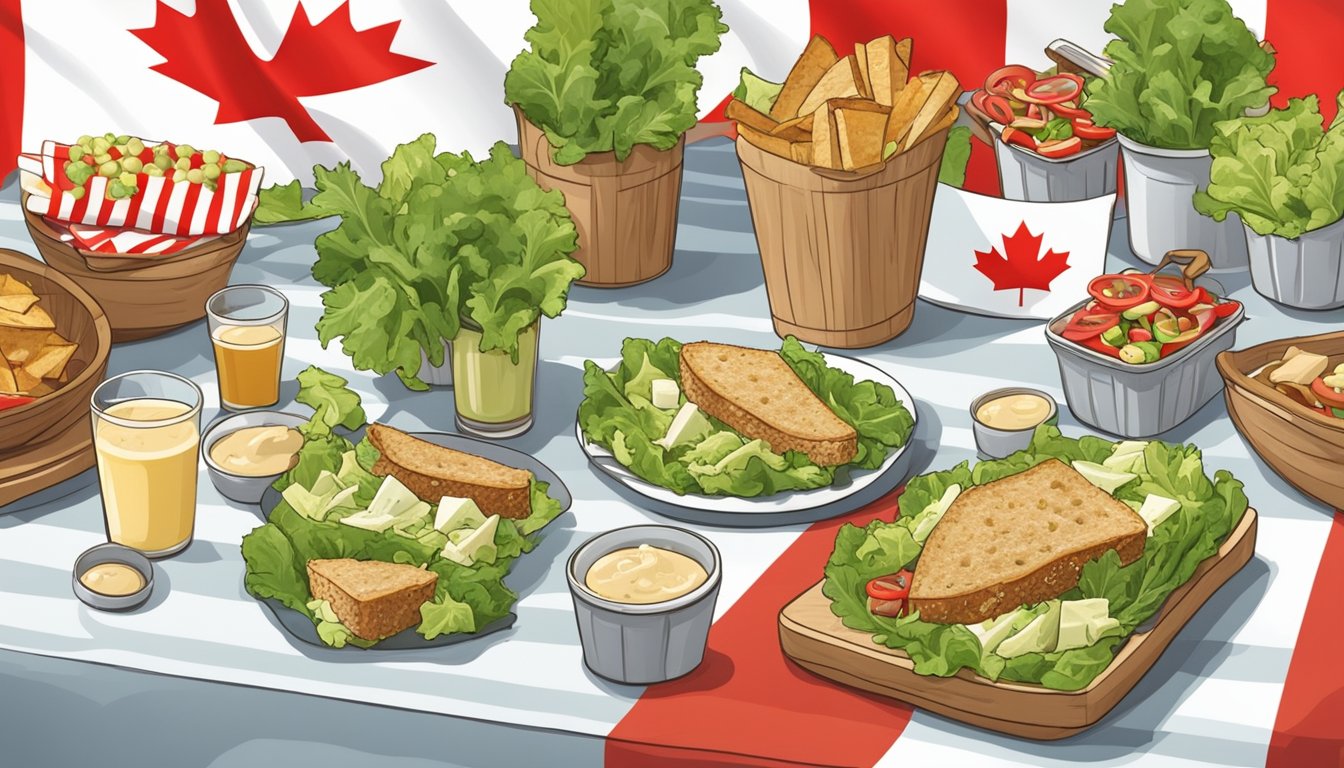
[75,135,93,147]
[153,154,173,171]
[90,137,110,155]
[102,132,116,143]
[118,171,137,187]
[174,157,190,171]
[201,149,220,165]
[120,157,143,174]
[107,180,128,199]
[126,138,145,156]
[143,164,164,177]
[66,162,94,186]
[98,161,119,177]
[202,163,221,180]
[221,159,248,173]
[175,144,195,159]
[114,134,130,145]
[67,186,86,201]
[172,169,188,183]
[203,180,218,193]
[67,145,84,162]
[186,168,204,184]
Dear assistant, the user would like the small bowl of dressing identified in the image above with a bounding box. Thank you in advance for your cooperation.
[970,387,1058,459]
[73,543,154,611]
[201,410,307,504]
[567,525,722,685]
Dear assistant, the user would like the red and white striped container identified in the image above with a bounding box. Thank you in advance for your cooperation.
[17,140,262,237]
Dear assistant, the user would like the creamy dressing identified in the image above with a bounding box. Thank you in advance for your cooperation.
[976,393,1052,430]
[209,425,302,477]
[585,544,708,604]
[79,563,145,596]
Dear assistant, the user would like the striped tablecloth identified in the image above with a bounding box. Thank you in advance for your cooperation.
[0,138,1340,767]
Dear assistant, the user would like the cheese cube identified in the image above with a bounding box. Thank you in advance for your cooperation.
[651,379,680,409]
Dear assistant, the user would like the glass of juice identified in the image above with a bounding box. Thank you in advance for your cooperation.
[91,371,204,558]
[206,285,288,410]
[451,319,539,438]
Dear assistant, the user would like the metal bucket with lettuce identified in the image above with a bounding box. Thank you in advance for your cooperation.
[1195,93,1344,310]
[1083,0,1277,270]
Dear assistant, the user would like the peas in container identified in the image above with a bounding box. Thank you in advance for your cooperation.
[61,132,253,201]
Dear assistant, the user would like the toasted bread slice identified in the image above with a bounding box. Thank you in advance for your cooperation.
[901,71,962,152]
[810,102,841,168]
[366,424,533,518]
[883,76,928,149]
[772,36,839,120]
[909,461,1147,625]
[679,341,858,466]
[770,113,813,141]
[906,104,958,151]
[738,124,794,160]
[832,99,891,170]
[798,56,861,118]
[864,35,911,107]
[307,558,437,641]
[726,98,779,136]
[853,43,872,99]
[789,140,813,165]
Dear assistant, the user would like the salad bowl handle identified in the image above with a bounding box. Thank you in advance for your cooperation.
[1045,39,1112,78]
[1152,249,1211,288]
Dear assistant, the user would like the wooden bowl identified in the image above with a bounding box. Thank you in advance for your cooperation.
[21,195,249,342]
[1216,332,1344,509]
[0,249,111,454]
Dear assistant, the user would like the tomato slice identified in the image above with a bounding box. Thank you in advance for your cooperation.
[980,93,1017,125]
[869,597,908,618]
[984,65,1036,97]
[1088,274,1151,310]
[1078,333,1123,359]
[1072,118,1116,141]
[1312,378,1344,409]
[866,569,914,601]
[1148,275,1202,310]
[1048,100,1090,120]
[1214,300,1241,318]
[1023,73,1084,104]
[1037,137,1083,158]
[1026,103,1042,120]
[1001,126,1037,149]
[1062,309,1120,340]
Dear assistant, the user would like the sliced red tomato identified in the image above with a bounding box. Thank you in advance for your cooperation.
[985,65,1036,97]
[1213,300,1241,318]
[1023,73,1084,104]
[1088,274,1151,310]
[1038,136,1083,158]
[1312,378,1344,409]
[1062,310,1120,341]
[1048,100,1090,120]
[981,93,1017,125]
[1072,118,1116,141]
[866,570,914,602]
[1001,126,1037,149]
[869,597,907,618]
[1149,275,1202,310]
[1026,103,1042,120]
[1078,333,1123,359]
[0,394,34,412]
[1128,327,1153,343]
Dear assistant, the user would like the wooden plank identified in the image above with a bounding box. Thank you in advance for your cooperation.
[778,508,1258,739]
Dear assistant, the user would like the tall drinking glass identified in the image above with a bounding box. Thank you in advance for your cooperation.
[91,371,203,558]
[206,285,288,410]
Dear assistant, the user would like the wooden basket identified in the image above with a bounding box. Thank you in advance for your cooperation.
[0,249,111,454]
[21,195,249,342]
[1216,332,1344,509]
[736,127,949,348]
[515,108,684,288]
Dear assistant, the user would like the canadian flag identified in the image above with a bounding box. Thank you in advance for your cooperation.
[0,0,1335,190]
[920,188,1116,319]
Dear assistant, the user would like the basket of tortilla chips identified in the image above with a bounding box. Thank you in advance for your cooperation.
[0,249,111,453]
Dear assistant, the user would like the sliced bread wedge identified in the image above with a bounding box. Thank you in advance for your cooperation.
[366,423,533,518]
[307,558,437,641]
[909,460,1147,624]
[679,341,858,466]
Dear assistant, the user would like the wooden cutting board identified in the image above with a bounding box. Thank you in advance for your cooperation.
[0,418,95,508]
[779,508,1258,740]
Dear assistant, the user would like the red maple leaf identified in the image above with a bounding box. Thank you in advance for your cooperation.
[132,1,433,143]
[972,221,1071,306]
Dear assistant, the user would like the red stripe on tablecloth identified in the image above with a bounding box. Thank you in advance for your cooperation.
[0,0,20,180]
[1265,0,1344,123]
[1267,510,1344,766]
[606,488,913,768]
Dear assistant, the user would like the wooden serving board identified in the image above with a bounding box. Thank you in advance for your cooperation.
[0,418,95,508]
[779,508,1258,740]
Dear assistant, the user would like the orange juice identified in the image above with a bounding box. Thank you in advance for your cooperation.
[94,398,199,556]
[212,324,283,409]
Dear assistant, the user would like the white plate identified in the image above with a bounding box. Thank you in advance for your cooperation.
[576,353,918,526]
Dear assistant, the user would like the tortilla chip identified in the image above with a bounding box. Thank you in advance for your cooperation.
[0,294,39,314]
[906,105,959,151]
[883,77,930,150]
[13,367,40,394]
[833,100,892,170]
[24,336,77,380]
[0,326,51,363]
[772,36,840,120]
[738,124,795,160]
[902,71,962,151]
[0,353,17,394]
[0,274,35,298]
[0,303,55,330]
[789,141,813,164]
[798,56,861,118]
[853,43,872,100]
[864,35,912,107]
[770,114,813,142]
[726,98,780,136]
[811,102,841,169]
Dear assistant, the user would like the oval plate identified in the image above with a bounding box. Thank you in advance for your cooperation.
[576,353,917,527]
[256,430,572,650]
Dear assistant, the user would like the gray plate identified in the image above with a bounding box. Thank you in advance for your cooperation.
[255,430,571,650]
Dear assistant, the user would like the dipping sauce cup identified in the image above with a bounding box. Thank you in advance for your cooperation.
[91,370,203,558]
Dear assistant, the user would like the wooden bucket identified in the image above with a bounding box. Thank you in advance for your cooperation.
[22,196,249,342]
[515,108,684,288]
[736,128,949,348]
[0,249,111,453]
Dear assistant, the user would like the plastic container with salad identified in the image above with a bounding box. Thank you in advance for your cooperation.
[1046,250,1245,437]
[968,64,1118,203]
